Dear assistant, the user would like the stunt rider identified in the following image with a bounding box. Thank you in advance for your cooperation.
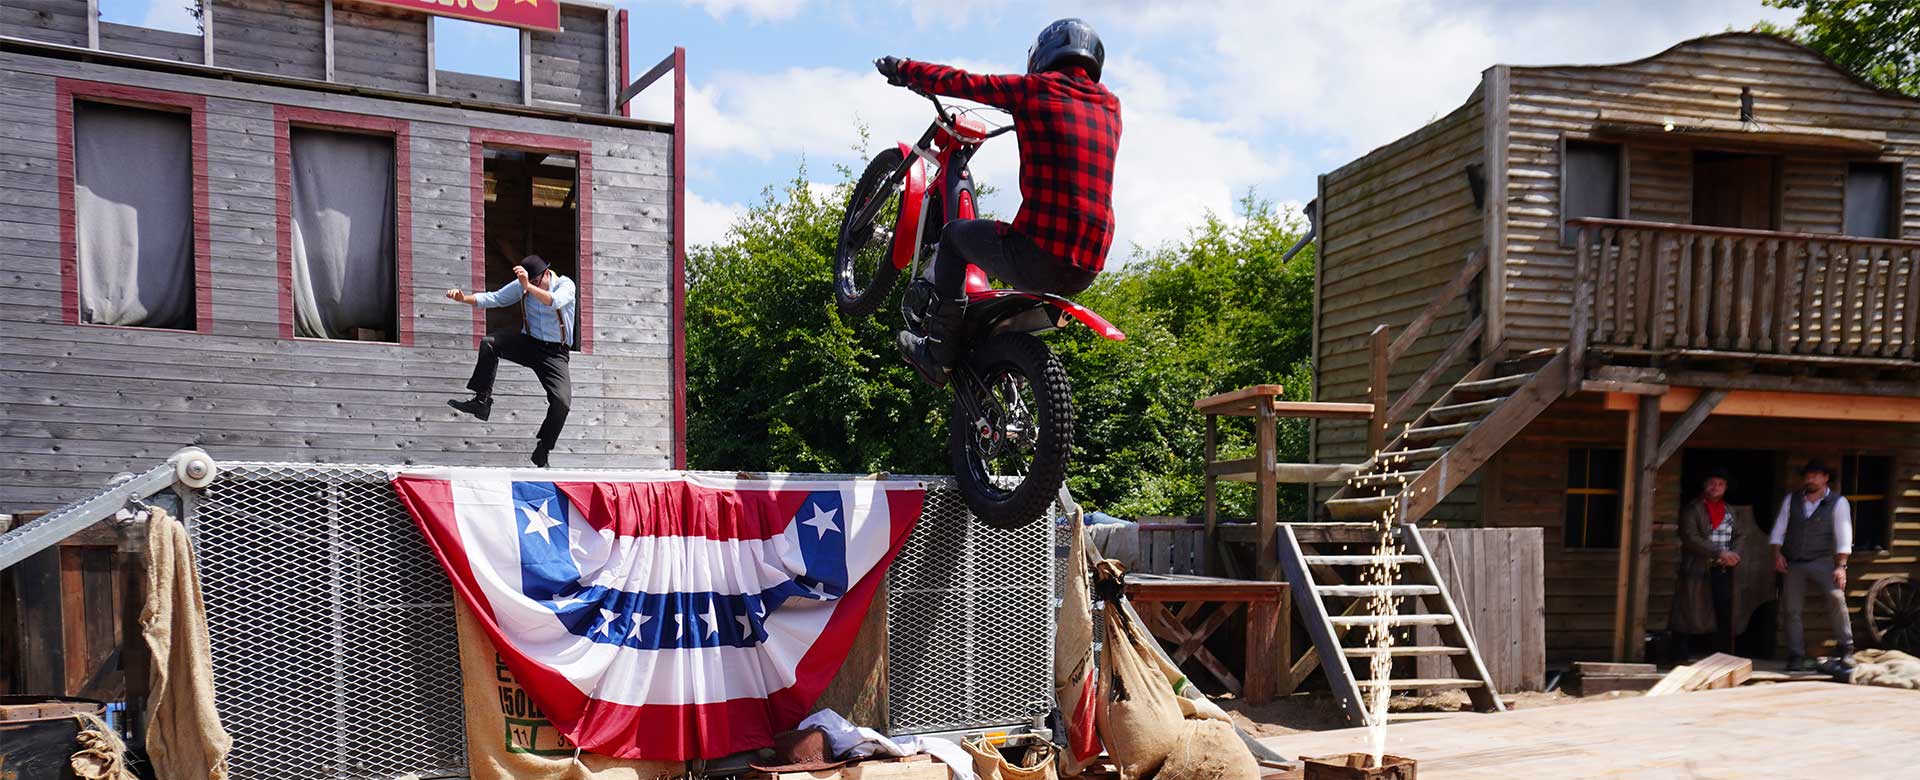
[875,18,1122,388]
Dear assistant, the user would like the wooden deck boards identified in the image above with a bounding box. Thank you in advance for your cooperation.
[1257,683,1919,779]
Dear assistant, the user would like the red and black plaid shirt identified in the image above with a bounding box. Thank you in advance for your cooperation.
[898,61,1122,273]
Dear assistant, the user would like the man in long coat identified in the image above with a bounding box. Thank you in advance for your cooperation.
[1671,468,1747,657]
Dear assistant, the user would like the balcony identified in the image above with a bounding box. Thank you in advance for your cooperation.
[1569,218,1920,366]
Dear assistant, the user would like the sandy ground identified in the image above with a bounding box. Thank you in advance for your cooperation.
[1216,686,1647,737]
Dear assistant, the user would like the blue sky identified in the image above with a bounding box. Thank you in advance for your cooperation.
[108,0,1796,256]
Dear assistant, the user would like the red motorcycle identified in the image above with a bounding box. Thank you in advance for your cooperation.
[833,89,1125,529]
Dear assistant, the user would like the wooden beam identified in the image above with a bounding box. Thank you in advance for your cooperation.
[1482,65,1511,349]
[520,29,533,105]
[617,51,678,111]
[1611,393,1660,662]
[323,0,335,82]
[604,7,617,114]
[1202,414,1218,576]
[201,0,213,66]
[1582,379,1670,395]
[1603,387,1920,422]
[424,14,436,95]
[1569,228,1592,395]
[1255,397,1279,581]
[1652,388,1727,469]
[86,0,99,49]
[1369,325,1389,454]
[1194,384,1284,414]
[1384,314,1485,427]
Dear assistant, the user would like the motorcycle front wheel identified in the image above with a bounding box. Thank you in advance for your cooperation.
[948,333,1074,529]
[833,148,907,319]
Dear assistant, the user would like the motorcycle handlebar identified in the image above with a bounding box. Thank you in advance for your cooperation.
[910,87,1013,140]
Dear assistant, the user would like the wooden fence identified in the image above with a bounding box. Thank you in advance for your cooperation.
[1416,527,1546,692]
[1571,218,1920,361]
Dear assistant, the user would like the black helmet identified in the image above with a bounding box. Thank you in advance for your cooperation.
[1027,18,1104,82]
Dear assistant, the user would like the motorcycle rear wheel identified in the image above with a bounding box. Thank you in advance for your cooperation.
[948,333,1074,529]
[834,148,907,319]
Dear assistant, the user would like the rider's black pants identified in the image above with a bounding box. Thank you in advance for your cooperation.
[932,219,1097,303]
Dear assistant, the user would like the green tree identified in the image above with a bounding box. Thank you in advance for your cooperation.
[1759,0,1919,96]
[686,165,1319,520]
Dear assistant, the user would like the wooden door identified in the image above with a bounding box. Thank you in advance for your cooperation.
[1693,152,1778,230]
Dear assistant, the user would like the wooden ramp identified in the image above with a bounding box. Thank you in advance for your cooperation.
[1257,683,1918,779]
[1276,523,1504,725]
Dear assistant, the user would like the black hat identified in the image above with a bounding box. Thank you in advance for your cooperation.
[518,254,551,279]
[1801,459,1835,477]
[1703,467,1731,483]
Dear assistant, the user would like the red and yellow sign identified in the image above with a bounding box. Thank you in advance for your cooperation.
[361,0,561,32]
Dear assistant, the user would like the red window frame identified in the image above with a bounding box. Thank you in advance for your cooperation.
[274,106,415,345]
[56,79,213,333]
[467,129,595,354]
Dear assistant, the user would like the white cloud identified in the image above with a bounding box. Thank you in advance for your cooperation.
[682,0,807,22]
[139,0,199,33]
[685,191,747,247]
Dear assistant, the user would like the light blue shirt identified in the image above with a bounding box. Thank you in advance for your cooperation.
[474,274,577,345]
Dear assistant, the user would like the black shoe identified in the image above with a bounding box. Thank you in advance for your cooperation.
[531,447,550,468]
[449,396,492,421]
[897,330,954,388]
[1784,654,1809,672]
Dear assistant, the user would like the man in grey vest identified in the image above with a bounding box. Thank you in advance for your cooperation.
[1769,459,1854,670]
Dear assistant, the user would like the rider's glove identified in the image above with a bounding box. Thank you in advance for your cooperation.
[875,56,909,87]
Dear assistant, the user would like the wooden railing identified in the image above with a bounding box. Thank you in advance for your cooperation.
[1570,218,1920,363]
[1369,249,1486,452]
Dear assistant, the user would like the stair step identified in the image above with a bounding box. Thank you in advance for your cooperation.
[1427,397,1507,423]
[1347,470,1424,490]
[1330,614,1456,628]
[1452,373,1532,396]
[1302,554,1423,566]
[1316,584,1440,597]
[1324,495,1397,519]
[1372,446,1447,468]
[1401,422,1476,443]
[1354,677,1485,690]
[1342,645,1467,658]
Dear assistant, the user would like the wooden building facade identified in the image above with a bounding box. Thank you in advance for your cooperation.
[0,0,687,513]
[1310,33,1920,663]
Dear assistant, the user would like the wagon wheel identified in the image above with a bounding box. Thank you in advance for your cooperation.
[1865,575,1920,654]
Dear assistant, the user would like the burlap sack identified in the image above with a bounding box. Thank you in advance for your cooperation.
[962,737,1057,780]
[454,601,684,780]
[1054,513,1100,777]
[142,506,232,780]
[1092,602,1183,780]
[1157,719,1258,780]
[1851,649,1920,690]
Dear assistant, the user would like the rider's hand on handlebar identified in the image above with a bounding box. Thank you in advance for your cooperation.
[874,56,909,87]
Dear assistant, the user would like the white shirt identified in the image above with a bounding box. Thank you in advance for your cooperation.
[1768,489,1852,554]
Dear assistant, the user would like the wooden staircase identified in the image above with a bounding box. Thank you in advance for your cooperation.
[1277,522,1506,725]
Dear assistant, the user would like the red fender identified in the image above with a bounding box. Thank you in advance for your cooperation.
[966,289,1127,341]
[889,142,928,271]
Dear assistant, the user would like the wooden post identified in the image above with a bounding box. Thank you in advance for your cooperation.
[1256,397,1279,582]
[1368,324,1390,455]
[425,16,436,95]
[520,29,534,106]
[1245,598,1276,705]
[1203,414,1219,576]
[1569,227,1592,395]
[323,0,335,83]
[1611,394,1660,661]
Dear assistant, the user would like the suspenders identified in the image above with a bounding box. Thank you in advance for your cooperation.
[517,277,570,348]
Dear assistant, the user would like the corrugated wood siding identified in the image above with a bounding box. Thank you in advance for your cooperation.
[2,0,89,47]
[1313,91,1486,521]
[332,0,429,93]
[0,51,675,513]
[210,0,326,80]
[529,5,607,114]
[1627,144,1690,224]
[98,21,203,64]
[436,71,520,106]
[1780,157,1845,235]
[1499,34,1920,351]
[1485,395,1920,662]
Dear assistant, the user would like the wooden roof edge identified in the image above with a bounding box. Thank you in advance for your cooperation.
[1504,31,1920,108]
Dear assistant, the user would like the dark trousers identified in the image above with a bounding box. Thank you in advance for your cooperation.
[467,330,571,452]
[932,219,1097,302]
[1708,567,1735,654]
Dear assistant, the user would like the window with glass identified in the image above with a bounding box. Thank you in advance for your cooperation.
[1565,447,1624,549]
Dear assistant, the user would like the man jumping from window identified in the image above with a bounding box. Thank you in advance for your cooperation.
[875,17,1121,387]
[444,254,577,468]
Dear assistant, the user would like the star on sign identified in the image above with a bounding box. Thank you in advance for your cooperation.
[801,504,841,540]
[735,613,753,638]
[628,611,654,638]
[699,602,719,638]
[521,499,563,544]
[592,608,617,636]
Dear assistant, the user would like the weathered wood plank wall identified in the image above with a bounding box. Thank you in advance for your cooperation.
[1414,527,1546,692]
[0,47,675,513]
[1496,34,1920,351]
[1312,90,1486,523]
[98,21,202,64]
[333,0,430,93]
[1,0,88,48]
[530,4,608,114]
[1484,394,1920,662]
[211,0,326,79]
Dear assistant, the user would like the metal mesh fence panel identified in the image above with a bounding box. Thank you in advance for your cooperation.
[186,464,1055,780]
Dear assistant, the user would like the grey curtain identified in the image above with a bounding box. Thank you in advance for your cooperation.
[74,102,195,329]
[290,128,397,339]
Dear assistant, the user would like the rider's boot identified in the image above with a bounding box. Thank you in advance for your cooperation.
[897,296,964,388]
